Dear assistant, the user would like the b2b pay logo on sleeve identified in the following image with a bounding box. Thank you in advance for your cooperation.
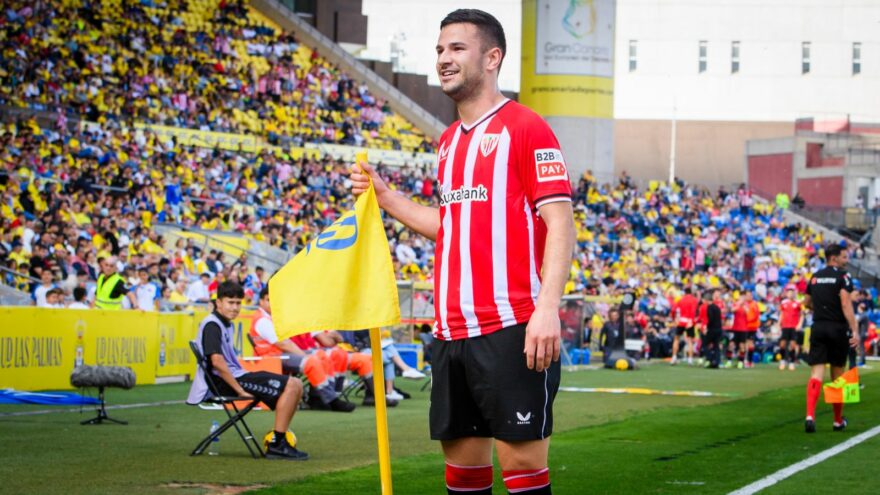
[534,149,568,182]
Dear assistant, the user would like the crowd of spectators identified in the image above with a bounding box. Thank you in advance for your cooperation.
[0,0,434,152]
[0,0,877,367]
[1,115,878,359]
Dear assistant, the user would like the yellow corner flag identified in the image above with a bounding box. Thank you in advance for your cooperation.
[269,179,401,339]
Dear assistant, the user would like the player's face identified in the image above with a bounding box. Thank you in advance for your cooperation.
[436,23,493,101]
[216,296,242,320]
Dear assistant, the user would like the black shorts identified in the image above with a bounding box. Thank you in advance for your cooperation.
[215,371,290,410]
[676,326,696,339]
[733,332,749,344]
[796,331,805,347]
[780,328,797,342]
[429,324,561,442]
[808,322,851,368]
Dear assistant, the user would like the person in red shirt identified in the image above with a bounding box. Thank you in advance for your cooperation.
[351,10,575,495]
[729,293,749,368]
[744,291,761,368]
[778,286,803,371]
[670,287,698,365]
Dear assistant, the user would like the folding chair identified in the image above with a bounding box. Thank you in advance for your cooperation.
[188,341,264,459]
[340,376,366,402]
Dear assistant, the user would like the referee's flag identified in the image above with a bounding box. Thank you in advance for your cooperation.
[269,180,400,339]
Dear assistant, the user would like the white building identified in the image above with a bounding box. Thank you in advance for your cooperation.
[360,0,880,186]
[613,0,880,186]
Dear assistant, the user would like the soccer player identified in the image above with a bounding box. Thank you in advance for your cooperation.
[351,9,575,494]
[803,244,860,433]
[729,292,748,368]
[778,285,803,371]
[699,290,724,368]
[743,291,761,368]
[670,287,698,365]
[186,281,309,460]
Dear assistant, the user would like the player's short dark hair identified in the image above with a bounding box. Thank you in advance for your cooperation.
[701,291,712,301]
[217,281,244,300]
[825,243,844,260]
[260,286,269,301]
[441,9,506,66]
[73,287,86,302]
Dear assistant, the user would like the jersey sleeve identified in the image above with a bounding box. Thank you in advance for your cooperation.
[254,318,279,344]
[840,272,853,293]
[514,114,573,208]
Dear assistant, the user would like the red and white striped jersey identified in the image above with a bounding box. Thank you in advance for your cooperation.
[433,99,572,341]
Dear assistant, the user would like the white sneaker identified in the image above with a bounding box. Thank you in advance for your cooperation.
[386,391,404,401]
[402,368,426,379]
[788,363,796,371]
[779,361,786,371]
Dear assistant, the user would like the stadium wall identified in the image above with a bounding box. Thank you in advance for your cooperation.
[614,120,791,187]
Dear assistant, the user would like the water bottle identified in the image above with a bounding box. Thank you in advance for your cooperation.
[208,420,220,455]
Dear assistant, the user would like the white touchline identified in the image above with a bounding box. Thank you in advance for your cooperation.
[728,424,880,495]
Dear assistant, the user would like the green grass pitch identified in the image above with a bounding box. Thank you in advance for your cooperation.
[1,363,876,494]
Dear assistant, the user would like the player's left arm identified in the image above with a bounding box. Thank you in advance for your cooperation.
[840,288,860,349]
[525,200,575,372]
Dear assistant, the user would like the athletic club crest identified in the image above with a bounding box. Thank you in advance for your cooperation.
[480,134,500,157]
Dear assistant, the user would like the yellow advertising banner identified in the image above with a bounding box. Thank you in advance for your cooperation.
[0,308,75,391]
[84,311,159,385]
[133,123,261,153]
[1,307,264,391]
[156,312,198,377]
[520,0,616,119]
[0,308,157,390]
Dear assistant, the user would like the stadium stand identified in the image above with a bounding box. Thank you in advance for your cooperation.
[0,0,877,367]
[0,0,434,152]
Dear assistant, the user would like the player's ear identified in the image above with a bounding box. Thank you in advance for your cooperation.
[484,46,503,73]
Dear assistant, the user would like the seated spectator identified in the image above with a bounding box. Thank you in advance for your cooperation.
[249,287,359,412]
[186,282,308,460]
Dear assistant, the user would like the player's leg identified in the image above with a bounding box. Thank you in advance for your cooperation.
[274,375,303,432]
[473,326,560,494]
[805,324,831,433]
[779,338,788,370]
[496,438,552,494]
[442,438,494,495]
[671,330,681,364]
[431,338,494,494]
[684,330,694,364]
[745,335,754,367]
[267,376,308,459]
[804,363,824,432]
[788,339,798,370]
[736,333,747,368]
[830,365,847,430]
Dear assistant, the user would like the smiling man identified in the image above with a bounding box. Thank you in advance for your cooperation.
[351,9,575,495]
